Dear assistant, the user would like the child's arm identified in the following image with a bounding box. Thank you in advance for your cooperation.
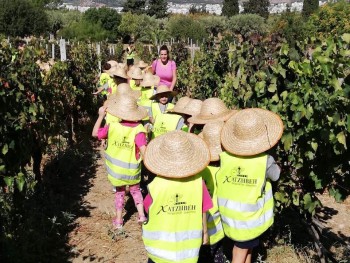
[266,155,281,181]
[202,213,209,245]
[139,145,146,159]
[92,83,109,95]
[92,106,107,137]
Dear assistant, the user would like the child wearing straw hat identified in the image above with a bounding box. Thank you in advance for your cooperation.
[150,95,190,138]
[216,108,283,263]
[142,130,213,263]
[197,121,226,263]
[94,65,128,98]
[93,62,112,96]
[128,67,144,92]
[92,95,149,228]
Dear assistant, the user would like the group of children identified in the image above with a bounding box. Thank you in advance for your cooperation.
[92,59,284,263]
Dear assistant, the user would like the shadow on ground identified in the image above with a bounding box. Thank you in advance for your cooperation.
[1,123,99,263]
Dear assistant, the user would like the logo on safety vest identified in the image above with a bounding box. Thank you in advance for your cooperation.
[112,136,133,149]
[222,166,258,186]
[156,193,197,215]
[153,121,167,134]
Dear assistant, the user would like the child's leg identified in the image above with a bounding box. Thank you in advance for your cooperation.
[114,186,126,226]
[232,246,250,263]
[129,183,146,220]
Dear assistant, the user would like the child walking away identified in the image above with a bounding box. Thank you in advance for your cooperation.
[217,108,283,263]
[92,62,112,96]
[198,121,226,263]
[142,130,213,263]
[92,95,149,229]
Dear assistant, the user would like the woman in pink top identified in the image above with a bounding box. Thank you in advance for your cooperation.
[151,45,177,91]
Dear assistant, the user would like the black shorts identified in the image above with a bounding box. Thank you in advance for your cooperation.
[234,237,259,249]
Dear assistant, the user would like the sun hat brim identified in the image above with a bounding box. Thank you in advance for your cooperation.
[144,131,210,178]
[198,132,221,161]
[127,71,144,80]
[188,109,237,124]
[149,90,178,100]
[221,108,284,156]
[106,97,148,121]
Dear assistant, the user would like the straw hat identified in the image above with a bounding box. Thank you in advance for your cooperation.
[106,94,147,121]
[136,60,149,69]
[107,60,118,67]
[144,130,210,178]
[198,121,225,161]
[221,108,284,156]
[149,85,178,100]
[170,98,202,116]
[140,72,160,87]
[127,67,144,80]
[167,96,192,113]
[106,66,128,79]
[111,83,141,100]
[188,98,236,124]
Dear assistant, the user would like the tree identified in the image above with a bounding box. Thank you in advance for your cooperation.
[147,0,168,18]
[221,0,239,17]
[83,7,121,39]
[243,0,270,19]
[122,0,146,15]
[302,0,319,17]
[0,0,48,37]
[29,0,62,8]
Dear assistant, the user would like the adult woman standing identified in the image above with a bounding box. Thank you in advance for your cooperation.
[151,45,177,91]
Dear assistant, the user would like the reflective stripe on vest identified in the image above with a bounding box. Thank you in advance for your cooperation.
[152,113,182,138]
[199,166,224,244]
[142,174,202,263]
[105,152,139,169]
[143,229,202,242]
[216,152,274,241]
[105,122,145,186]
[218,188,273,213]
[145,247,200,262]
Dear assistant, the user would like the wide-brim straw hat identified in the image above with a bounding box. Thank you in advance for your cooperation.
[140,72,160,87]
[107,60,118,67]
[127,67,144,80]
[136,60,149,69]
[106,66,128,79]
[144,130,210,178]
[167,96,192,113]
[171,99,202,116]
[106,94,147,121]
[198,121,225,161]
[149,85,178,100]
[221,108,284,156]
[188,98,236,124]
[110,83,141,100]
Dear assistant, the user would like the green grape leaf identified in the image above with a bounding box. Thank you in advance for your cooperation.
[2,144,9,155]
[16,173,25,192]
[336,131,347,149]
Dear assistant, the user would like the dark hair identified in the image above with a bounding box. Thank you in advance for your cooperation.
[103,62,111,71]
[159,45,169,54]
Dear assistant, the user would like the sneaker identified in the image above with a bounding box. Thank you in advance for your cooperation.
[138,216,147,225]
[112,218,123,229]
[112,186,116,193]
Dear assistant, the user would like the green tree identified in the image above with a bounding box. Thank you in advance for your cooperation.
[83,7,121,39]
[167,15,207,42]
[222,0,239,17]
[122,0,146,15]
[227,14,268,39]
[118,12,155,42]
[302,0,319,17]
[147,0,168,18]
[243,0,270,19]
[29,0,62,7]
[0,0,48,37]
[58,19,109,41]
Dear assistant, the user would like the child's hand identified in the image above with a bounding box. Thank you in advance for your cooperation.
[202,231,209,245]
[98,106,107,117]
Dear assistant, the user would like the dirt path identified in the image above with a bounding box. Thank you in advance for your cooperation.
[68,145,147,263]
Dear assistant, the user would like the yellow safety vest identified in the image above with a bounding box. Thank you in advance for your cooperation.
[152,113,182,139]
[143,174,203,263]
[99,72,111,86]
[151,102,174,121]
[107,78,117,96]
[216,152,274,241]
[138,87,155,121]
[105,113,120,124]
[126,47,135,59]
[105,122,146,187]
[130,79,141,91]
[199,166,224,245]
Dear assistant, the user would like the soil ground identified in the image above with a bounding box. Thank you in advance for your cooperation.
[66,143,350,263]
